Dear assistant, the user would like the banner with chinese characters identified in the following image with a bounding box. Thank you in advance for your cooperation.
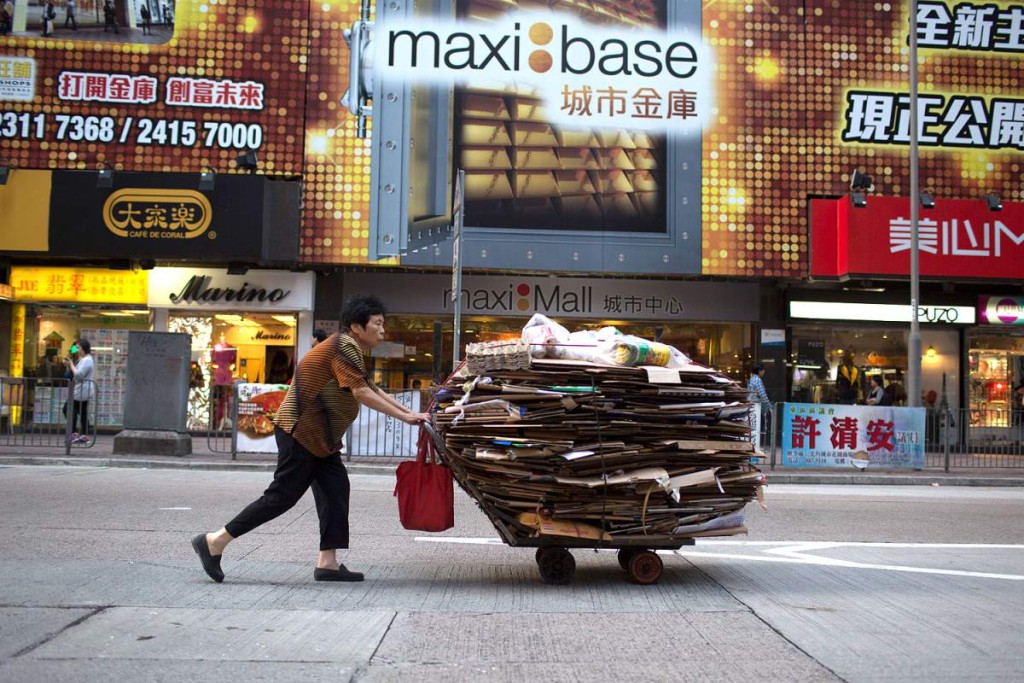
[811,196,1024,281]
[0,2,306,177]
[781,403,926,470]
[9,266,148,305]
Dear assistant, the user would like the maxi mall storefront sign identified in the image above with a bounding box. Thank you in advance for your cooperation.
[343,272,758,321]
[147,268,314,311]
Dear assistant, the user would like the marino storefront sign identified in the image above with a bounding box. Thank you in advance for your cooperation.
[343,272,758,321]
[148,268,314,311]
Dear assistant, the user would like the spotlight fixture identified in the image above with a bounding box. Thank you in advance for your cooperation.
[138,259,156,271]
[920,192,936,209]
[849,169,874,192]
[0,165,9,185]
[199,167,216,191]
[226,262,249,275]
[235,150,259,172]
[925,345,937,359]
[849,169,873,208]
[96,163,114,188]
[986,192,1002,211]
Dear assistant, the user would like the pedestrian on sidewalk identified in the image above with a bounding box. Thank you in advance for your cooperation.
[103,0,118,33]
[41,0,56,36]
[64,0,77,29]
[747,364,772,433]
[138,2,151,35]
[63,339,95,444]
[191,295,430,584]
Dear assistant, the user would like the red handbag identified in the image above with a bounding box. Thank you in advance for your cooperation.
[394,427,455,532]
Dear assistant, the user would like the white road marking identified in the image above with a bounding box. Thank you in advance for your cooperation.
[414,537,1024,581]
[158,507,192,510]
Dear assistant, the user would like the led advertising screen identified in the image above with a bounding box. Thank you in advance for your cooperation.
[4,1,1023,277]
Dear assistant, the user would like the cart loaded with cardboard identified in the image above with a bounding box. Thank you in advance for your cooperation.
[422,315,766,585]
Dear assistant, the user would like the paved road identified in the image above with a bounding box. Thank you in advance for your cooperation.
[0,466,1021,681]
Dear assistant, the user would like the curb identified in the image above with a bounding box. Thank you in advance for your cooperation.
[763,472,1024,487]
[0,455,399,476]
[2,454,1023,485]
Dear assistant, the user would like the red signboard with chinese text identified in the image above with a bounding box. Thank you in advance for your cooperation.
[811,197,1024,281]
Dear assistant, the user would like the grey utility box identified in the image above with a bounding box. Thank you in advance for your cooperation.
[113,331,193,456]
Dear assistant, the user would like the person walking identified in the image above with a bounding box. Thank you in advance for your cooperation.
[747,364,772,430]
[103,0,118,33]
[41,1,56,36]
[0,0,12,36]
[64,0,77,29]
[63,339,95,444]
[138,2,151,35]
[191,295,430,584]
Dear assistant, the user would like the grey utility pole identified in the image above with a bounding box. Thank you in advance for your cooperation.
[907,0,922,407]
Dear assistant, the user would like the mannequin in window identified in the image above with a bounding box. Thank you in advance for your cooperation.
[211,336,237,429]
[836,353,861,405]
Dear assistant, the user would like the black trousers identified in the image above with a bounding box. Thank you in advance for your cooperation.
[225,427,350,550]
[63,400,89,434]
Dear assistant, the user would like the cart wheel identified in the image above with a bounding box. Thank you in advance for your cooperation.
[617,548,637,571]
[536,547,575,585]
[627,550,663,585]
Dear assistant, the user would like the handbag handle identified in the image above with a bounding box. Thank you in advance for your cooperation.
[416,425,442,466]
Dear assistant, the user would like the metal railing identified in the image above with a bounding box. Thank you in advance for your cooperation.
[0,375,97,453]
[203,380,430,459]
[762,402,1023,471]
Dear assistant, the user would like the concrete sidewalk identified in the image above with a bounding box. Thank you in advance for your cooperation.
[2,434,1023,486]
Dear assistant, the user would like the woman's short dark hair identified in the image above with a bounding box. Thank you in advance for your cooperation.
[871,375,883,386]
[312,328,327,343]
[78,339,91,354]
[341,295,387,329]
[751,364,764,374]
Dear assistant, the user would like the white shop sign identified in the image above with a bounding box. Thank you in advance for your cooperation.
[148,268,315,311]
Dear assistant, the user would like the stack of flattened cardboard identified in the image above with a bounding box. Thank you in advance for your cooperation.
[432,357,764,545]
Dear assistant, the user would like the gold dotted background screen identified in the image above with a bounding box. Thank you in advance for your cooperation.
[4,1,1019,276]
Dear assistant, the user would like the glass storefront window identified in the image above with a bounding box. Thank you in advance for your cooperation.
[170,312,297,431]
[789,325,909,405]
[967,334,1024,429]
[22,305,149,428]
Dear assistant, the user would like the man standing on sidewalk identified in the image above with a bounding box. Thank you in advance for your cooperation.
[64,0,77,30]
[191,295,429,583]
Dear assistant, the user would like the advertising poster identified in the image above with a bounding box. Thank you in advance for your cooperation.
[235,382,288,454]
[781,403,926,470]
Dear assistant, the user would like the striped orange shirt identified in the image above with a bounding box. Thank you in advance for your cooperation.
[274,332,371,457]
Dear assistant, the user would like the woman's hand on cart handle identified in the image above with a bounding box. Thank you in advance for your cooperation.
[402,411,430,425]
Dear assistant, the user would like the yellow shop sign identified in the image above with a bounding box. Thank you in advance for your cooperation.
[10,266,148,304]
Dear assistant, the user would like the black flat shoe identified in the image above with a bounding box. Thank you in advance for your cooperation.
[314,565,364,582]
[191,534,224,583]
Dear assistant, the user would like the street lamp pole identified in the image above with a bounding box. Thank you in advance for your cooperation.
[907,0,922,407]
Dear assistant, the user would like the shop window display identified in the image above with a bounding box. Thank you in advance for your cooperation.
[968,336,1024,430]
[789,326,908,406]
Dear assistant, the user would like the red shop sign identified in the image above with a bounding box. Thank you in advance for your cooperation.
[810,196,1024,280]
